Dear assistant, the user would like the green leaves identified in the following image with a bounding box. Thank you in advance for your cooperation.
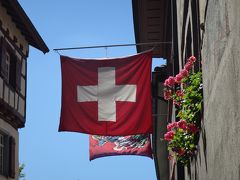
[19,163,26,180]
[164,71,203,165]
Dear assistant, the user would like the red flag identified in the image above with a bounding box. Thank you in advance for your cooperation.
[89,134,153,161]
[59,51,152,136]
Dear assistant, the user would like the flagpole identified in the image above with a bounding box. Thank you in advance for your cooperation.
[53,41,172,51]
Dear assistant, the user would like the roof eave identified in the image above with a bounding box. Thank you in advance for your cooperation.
[1,0,49,54]
[132,0,172,59]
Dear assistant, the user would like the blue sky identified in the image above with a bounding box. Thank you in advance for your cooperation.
[18,1,165,180]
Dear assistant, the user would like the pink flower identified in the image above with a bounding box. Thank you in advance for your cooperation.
[180,69,189,77]
[184,62,193,71]
[177,148,185,156]
[164,131,175,141]
[188,124,199,134]
[168,76,175,86]
[177,119,188,130]
[173,100,181,106]
[167,122,178,131]
[164,79,169,86]
[176,90,184,98]
[188,56,196,63]
[164,76,175,87]
[175,73,183,83]
[164,90,172,100]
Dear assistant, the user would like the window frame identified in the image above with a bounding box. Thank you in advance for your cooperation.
[0,130,15,178]
[0,37,21,92]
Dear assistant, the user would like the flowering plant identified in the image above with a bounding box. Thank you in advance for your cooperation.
[163,56,203,165]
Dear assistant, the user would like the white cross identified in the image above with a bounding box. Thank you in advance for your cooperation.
[77,67,137,122]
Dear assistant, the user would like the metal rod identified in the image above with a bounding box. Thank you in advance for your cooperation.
[53,41,172,51]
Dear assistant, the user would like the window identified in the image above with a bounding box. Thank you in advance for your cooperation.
[0,37,21,91]
[0,131,15,178]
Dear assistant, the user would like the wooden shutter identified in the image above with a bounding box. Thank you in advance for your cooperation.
[16,59,22,92]
[9,136,15,178]
[3,135,9,177]
[1,40,10,81]
[9,54,16,89]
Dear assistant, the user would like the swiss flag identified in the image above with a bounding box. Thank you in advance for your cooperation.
[59,51,152,136]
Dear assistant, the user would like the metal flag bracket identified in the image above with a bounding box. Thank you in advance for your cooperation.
[53,41,172,52]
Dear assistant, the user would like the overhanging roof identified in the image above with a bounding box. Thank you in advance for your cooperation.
[132,0,172,59]
[0,0,49,53]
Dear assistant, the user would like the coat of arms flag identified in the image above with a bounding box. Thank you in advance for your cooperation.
[89,134,153,161]
[59,51,152,136]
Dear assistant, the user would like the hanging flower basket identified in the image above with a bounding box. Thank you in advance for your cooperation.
[163,56,203,165]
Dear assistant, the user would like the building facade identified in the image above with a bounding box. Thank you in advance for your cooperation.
[133,0,240,179]
[0,1,48,179]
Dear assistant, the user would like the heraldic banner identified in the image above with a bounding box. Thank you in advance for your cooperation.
[59,51,152,136]
[89,134,152,161]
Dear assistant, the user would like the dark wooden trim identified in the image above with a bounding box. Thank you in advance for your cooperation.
[3,134,10,177]
[13,36,17,43]
[152,70,169,180]
[24,54,27,121]
[0,26,28,59]
[177,162,185,180]
[17,91,24,100]
[191,0,201,71]
[0,97,25,129]
[9,136,15,178]
[2,77,5,102]
[16,92,19,113]
[7,81,10,105]
[152,72,161,180]
[0,0,49,53]
[171,0,179,76]
[14,82,16,108]
[180,0,190,66]
[2,76,26,115]
[185,21,192,59]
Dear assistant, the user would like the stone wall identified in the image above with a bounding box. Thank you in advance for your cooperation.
[186,0,240,179]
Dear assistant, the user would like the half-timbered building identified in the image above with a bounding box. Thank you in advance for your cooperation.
[0,1,48,179]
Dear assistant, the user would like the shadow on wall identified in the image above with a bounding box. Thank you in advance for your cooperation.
[187,119,208,179]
